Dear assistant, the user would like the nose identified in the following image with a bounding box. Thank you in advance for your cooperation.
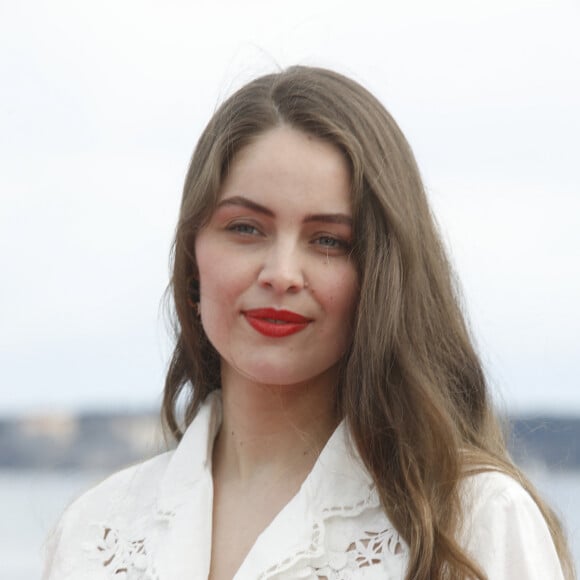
[257,240,306,294]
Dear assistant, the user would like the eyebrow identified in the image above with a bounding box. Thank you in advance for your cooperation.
[217,195,353,226]
[218,196,274,217]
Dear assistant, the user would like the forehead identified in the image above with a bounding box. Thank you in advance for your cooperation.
[219,126,352,213]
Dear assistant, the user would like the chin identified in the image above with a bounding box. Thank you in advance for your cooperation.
[240,359,340,390]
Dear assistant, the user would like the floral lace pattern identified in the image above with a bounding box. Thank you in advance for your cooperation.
[75,410,407,580]
[85,520,406,580]
[257,523,323,579]
[321,483,378,518]
[86,524,159,580]
[309,528,406,579]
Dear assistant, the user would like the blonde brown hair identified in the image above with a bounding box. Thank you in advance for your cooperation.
[163,66,575,579]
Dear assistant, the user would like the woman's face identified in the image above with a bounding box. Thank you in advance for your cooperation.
[194,126,358,388]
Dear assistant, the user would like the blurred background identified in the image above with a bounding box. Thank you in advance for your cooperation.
[1,0,578,577]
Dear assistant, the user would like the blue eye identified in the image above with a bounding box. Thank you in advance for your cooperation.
[228,223,259,235]
[314,236,350,250]
[318,236,340,247]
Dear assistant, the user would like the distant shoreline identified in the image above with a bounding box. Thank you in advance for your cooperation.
[1,412,579,471]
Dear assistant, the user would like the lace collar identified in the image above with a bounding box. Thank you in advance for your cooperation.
[88,392,403,579]
[157,391,379,519]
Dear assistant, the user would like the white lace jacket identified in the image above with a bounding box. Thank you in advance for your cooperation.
[43,393,564,579]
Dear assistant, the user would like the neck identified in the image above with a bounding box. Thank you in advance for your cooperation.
[212,366,340,488]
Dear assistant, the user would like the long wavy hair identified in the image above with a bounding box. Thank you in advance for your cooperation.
[163,66,575,579]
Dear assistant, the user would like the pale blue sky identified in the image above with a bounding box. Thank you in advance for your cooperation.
[1,0,578,416]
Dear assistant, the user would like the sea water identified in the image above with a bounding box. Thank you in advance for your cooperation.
[0,470,106,580]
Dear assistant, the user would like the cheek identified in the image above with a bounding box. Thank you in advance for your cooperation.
[338,286,358,326]
[319,267,359,321]
[198,266,243,312]
[196,264,239,355]
[195,243,252,316]
[196,237,232,295]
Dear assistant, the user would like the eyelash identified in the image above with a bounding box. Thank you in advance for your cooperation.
[227,222,261,236]
[226,222,351,252]
[313,235,351,251]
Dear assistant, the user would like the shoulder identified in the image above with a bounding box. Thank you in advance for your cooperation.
[462,469,538,515]
[459,470,565,580]
[43,451,174,579]
[43,396,220,579]
[66,450,173,520]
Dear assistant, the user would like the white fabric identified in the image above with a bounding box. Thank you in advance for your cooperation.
[43,392,564,579]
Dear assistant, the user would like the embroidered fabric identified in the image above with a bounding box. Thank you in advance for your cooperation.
[251,483,405,579]
[86,523,160,580]
[86,519,406,580]
[45,390,566,580]
[309,528,406,579]
[257,523,323,579]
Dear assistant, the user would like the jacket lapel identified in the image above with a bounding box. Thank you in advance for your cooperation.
[150,395,380,580]
[234,422,380,579]
[154,393,221,579]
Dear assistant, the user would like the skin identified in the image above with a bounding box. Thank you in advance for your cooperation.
[194,126,358,579]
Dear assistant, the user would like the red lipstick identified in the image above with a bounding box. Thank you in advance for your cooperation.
[243,308,311,338]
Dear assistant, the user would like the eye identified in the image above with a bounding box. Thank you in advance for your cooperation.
[227,222,261,236]
[312,235,351,252]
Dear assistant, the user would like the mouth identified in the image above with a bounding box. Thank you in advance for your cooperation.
[243,308,311,338]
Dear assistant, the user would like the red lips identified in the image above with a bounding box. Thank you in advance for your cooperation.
[243,308,311,338]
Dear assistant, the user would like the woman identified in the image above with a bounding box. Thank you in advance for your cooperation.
[44,66,575,579]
